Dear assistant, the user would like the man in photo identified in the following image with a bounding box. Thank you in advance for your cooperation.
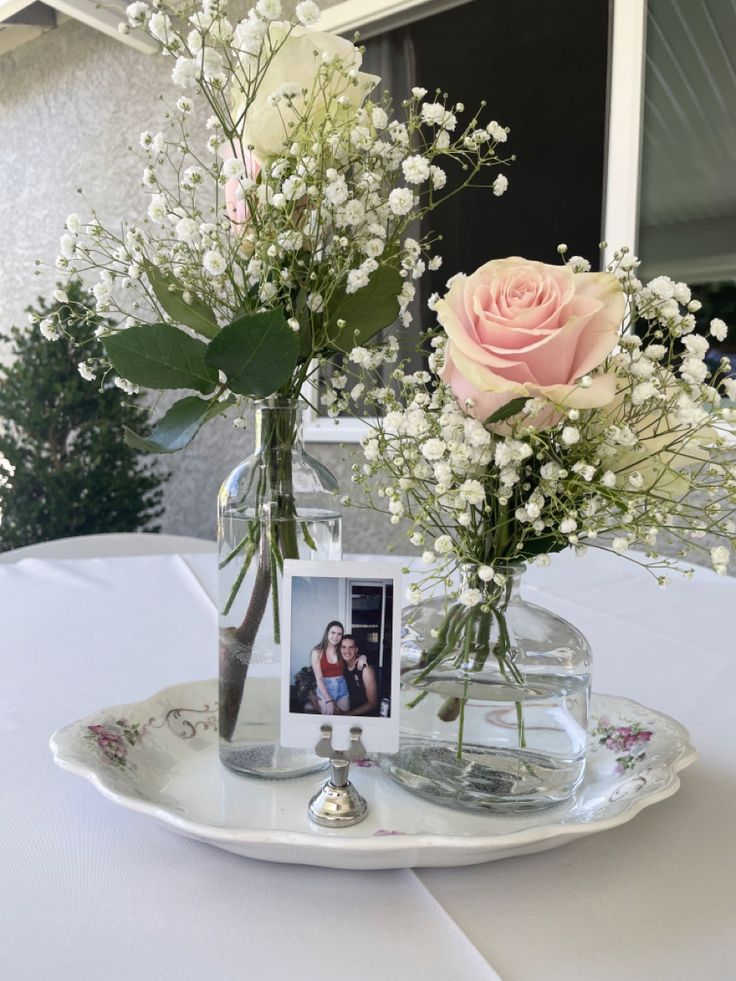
[339,634,379,717]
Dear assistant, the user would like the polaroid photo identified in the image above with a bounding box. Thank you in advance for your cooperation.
[280,559,402,754]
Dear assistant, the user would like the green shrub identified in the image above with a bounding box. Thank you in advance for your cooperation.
[0,282,167,551]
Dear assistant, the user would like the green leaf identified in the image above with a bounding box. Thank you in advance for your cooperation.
[297,324,313,362]
[325,264,403,353]
[294,304,314,362]
[205,308,298,397]
[516,535,567,560]
[484,397,530,425]
[124,395,234,453]
[104,323,219,394]
[145,264,219,339]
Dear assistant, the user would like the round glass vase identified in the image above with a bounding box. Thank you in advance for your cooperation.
[218,398,341,778]
[382,564,592,811]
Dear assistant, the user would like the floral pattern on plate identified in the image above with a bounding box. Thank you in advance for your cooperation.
[591,716,654,774]
[85,704,217,769]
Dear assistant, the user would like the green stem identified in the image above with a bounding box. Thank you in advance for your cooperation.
[300,520,318,551]
[456,678,469,760]
[219,532,272,742]
[219,400,304,741]
[491,586,526,749]
[219,533,250,571]
[221,530,259,617]
[270,542,282,644]
[514,700,526,751]
[406,689,429,709]
[408,569,528,756]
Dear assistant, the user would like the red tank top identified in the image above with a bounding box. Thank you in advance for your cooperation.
[319,650,343,678]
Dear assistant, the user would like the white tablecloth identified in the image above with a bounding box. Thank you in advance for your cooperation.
[1,548,735,980]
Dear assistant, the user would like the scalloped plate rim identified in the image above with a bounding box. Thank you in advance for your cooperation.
[49,679,697,857]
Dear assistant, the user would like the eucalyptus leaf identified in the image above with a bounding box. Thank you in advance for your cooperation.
[325,265,403,353]
[124,395,234,453]
[145,263,219,339]
[104,323,219,394]
[205,308,297,397]
[484,397,530,425]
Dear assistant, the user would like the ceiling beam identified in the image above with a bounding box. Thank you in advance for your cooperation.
[0,0,37,20]
[5,2,55,27]
[0,0,158,53]
[319,0,474,39]
[42,0,158,53]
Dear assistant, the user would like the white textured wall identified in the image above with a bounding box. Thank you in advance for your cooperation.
[0,9,395,551]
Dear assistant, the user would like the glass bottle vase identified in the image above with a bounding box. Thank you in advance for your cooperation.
[218,398,341,778]
[382,564,592,810]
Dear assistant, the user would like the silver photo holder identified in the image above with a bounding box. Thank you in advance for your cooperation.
[280,559,402,754]
[279,559,403,829]
[308,724,369,828]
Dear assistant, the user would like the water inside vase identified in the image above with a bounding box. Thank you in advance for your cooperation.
[381,670,589,810]
[218,510,340,778]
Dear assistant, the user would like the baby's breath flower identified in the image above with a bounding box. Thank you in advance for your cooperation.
[295,0,320,26]
[388,187,414,216]
[402,155,430,185]
[39,318,60,341]
[492,173,508,196]
[406,584,423,605]
[172,56,198,88]
[459,588,482,608]
[256,0,281,20]
[114,377,139,395]
[126,2,148,28]
[711,545,730,574]
[203,250,226,276]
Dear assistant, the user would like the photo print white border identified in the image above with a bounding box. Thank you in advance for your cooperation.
[280,559,402,754]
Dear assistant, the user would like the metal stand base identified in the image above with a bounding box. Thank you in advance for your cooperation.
[307,725,369,828]
[308,759,368,828]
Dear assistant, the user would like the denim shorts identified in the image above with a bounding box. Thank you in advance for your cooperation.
[323,674,348,703]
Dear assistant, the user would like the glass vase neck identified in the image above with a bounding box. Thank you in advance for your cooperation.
[460,562,526,603]
[253,397,304,453]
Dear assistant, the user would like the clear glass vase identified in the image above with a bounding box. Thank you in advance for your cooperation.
[218,398,341,778]
[382,564,592,810]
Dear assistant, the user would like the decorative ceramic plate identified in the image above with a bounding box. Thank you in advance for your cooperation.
[50,680,696,870]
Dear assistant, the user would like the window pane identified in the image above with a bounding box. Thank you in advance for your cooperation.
[315,0,611,418]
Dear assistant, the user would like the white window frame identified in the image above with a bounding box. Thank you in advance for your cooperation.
[301,0,648,442]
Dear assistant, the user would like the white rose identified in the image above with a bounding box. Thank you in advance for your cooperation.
[234,25,379,161]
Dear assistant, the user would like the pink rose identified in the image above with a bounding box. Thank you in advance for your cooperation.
[437,257,625,426]
[219,142,260,231]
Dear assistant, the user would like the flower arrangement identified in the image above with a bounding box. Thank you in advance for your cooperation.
[341,249,736,747]
[41,0,514,750]
[45,0,511,453]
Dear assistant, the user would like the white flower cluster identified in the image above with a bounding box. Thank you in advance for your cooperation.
[49,0,511,389]
[350,253,736,601]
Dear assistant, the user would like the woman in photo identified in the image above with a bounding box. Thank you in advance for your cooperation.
[310,621,349,716]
